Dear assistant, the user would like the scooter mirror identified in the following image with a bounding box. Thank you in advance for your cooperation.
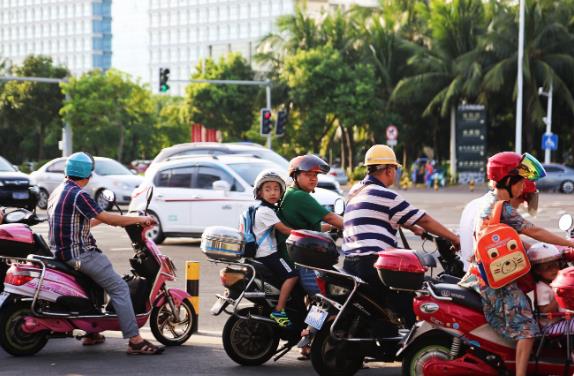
[101,189,116,203]
[4,210,26,223]
[559,214,574,232]
[145,187,153,213]
[334,198,345,216]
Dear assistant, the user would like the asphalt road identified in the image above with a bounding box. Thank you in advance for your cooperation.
[1,187,573,375]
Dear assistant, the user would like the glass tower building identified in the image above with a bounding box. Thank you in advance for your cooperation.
[0,0,112,75]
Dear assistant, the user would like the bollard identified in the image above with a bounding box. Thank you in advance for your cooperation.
[469,179,475,192]
[186,261,200,333]
[433,177,439,191]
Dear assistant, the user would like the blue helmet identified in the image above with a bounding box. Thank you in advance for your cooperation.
[65,152,94,179]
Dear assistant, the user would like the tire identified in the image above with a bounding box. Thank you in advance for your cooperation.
[95,189,113,211]
[310,322,363,376]
[222,307,279,366]
[401,333,452,376]
[0,302,48,356]
[145,211,165,244]
[150,299,195,346]
[36,188,49,210]
[561,180,574,194]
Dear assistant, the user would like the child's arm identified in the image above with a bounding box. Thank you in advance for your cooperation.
[539,299,559,314]
[274,221,293,235]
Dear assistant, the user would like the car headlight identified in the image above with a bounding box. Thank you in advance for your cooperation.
[0,180,4,187]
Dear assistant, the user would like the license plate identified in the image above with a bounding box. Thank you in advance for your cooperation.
[305,305,328,330]
[0,292,10,308]
[12,192,29,200]
[210,297,228,315]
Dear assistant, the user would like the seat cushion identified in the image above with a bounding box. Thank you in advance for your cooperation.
[433,283,483,311]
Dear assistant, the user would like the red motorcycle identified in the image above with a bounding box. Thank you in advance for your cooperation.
[380,214,574,376]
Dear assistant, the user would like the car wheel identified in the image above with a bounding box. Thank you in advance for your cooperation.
[36,189,49,210]
[561,181,574,194]
[95,190,113,211]
[145,211,166,244]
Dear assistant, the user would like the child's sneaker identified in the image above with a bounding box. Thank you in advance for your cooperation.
[270,310,292,327]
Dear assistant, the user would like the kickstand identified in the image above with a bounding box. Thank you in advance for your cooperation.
[273,343,294,361]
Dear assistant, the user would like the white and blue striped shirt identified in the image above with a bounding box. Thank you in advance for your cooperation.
[342,175,425,257]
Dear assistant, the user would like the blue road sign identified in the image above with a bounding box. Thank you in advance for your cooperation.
[542,133,558,151]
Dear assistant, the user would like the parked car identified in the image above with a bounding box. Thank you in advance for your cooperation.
[328,165,349,185]
[151,142,343,194]
[130,155,344,244]
[30,157,143,209]
[0,156,37,210]
[537,163,574,193]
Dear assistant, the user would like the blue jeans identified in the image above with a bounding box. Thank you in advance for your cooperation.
[67,250,139,338]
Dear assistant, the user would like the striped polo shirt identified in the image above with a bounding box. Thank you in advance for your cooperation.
[47,180,103,261]
[342,175,425,257]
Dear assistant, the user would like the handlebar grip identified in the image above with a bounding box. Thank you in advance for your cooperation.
[421,232,435,241]
[563,248,574,262]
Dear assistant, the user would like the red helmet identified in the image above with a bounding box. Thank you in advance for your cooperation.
[288,155,330,177]
[487,152,522,183]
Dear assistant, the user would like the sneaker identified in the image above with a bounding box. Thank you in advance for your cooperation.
[270,310,292,328]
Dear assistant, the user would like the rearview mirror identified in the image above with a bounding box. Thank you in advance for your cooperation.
[213,180,231,193]
[101,189,116,203]
[559,214,574,232]
[334,198,345,215]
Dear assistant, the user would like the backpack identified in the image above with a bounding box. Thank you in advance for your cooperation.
[475,200,531,289]
[239,204,273,258]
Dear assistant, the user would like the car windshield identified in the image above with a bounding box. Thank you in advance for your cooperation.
[95,159,132,176]
[0,157,16,172]
[253,150,289,169]
[228,161,286,186]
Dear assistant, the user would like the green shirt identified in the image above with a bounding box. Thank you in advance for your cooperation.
[277,187,330,260]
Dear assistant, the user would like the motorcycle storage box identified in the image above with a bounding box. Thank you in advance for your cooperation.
[286,230,338,269]
[374,249,428,290]
[0,224,35,257]
[200,226,244,262]
[552,266,574,310]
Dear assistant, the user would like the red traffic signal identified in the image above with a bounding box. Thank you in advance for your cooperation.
[260,109,272,136]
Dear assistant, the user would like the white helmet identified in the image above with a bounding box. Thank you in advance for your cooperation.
[253,170,287,199]
[527,243,561,265]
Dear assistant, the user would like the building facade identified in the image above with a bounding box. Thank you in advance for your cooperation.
[0,0,112,76]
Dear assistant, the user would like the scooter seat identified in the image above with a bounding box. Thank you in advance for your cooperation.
[432,283,482,311]
[33,256,99,294]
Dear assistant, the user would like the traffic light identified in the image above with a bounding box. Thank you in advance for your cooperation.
[276,110,288,137]
[260,108,272,136]
[159,67,170,92]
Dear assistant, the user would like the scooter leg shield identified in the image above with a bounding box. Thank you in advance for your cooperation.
[423,353,499,376]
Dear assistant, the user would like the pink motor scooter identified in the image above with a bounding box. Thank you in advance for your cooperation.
[0,188,196,356]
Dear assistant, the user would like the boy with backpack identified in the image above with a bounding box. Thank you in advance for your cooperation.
[241,170,297,327]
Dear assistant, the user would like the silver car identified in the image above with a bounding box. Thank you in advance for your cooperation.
[537,163,574,194]
[30,157,143,209]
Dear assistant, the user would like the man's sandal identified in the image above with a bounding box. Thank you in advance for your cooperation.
[127,339,165,355]
[82,333,105,346]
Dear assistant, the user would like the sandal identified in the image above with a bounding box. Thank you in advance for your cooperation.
[297,345,311,361]
[127,339,165,355]
[82,333,105,346]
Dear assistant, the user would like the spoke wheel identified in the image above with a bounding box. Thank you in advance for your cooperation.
[0,302,48,356]
[150,299,195,346]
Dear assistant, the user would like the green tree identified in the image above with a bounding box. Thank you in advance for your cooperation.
[0,55,68,162]
[184,53,257,140]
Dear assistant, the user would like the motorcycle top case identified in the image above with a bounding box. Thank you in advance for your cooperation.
[0,224,35,257]
[552,266,574,311]
[475,201,530,289]
[374,249,428,290]
[200,226,245,262]
[286,230,338,269]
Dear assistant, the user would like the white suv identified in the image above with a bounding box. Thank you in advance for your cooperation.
[129,155,343,243]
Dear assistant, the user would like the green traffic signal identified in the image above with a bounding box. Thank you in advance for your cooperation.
[159,68,170,93]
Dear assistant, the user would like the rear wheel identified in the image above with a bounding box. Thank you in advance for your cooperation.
[145,211,165,244]
[561,180,574,194]
[310,321,363,376]
[401,333,452,376]
[0,302,48,356]
[150,299,195,346]
[222,307,279,366]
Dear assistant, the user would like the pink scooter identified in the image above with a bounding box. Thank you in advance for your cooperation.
[0,188,196,356]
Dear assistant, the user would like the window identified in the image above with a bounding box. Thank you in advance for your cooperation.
[47,160,65,173]
[544,166,564,173]
[155,167,193,188]
[195,165,238,191]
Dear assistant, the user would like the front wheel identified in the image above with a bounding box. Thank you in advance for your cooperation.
[310,322,363,376]
[401,333,452,376]
[561,180,574,194]
[222,307,279,366]
[150,299,195,346]
[0,302,48,356]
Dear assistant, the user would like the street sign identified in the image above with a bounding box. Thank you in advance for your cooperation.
[386,139,397,147]
[542,133,558,151]
[386,125,398,140]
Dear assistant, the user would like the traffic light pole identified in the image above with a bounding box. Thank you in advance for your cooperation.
[0,75,72,157]
[265,83,272,149]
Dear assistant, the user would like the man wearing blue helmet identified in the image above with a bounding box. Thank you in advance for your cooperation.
[47,152,164,355]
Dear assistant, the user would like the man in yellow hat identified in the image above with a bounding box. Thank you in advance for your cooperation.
[342,144,460,325]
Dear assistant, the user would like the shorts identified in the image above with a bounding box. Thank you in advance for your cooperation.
[256,252,298,283]
[481,282,540,340]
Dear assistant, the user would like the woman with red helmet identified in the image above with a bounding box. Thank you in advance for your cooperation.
[459,151,574,376]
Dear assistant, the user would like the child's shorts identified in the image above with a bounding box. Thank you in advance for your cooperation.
[256,253,298,282]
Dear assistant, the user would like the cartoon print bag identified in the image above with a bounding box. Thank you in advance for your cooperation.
[475,200,531,289]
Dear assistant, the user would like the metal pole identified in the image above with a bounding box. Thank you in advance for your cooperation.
[515,0,525,154]
[544,82,553,164]
[265,82,272,150]
[450,106,457,183]
[63,92,73,157]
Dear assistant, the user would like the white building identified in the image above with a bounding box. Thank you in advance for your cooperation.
[0,0,112,76]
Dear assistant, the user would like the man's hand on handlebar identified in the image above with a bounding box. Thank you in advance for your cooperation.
[138,216,156,227]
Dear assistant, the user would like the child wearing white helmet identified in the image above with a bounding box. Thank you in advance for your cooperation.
[251,169,298,327]
[528,243,563,325]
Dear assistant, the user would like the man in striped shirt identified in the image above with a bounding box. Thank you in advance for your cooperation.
[342,145,459,325]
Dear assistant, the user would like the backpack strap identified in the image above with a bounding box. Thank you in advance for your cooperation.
[489,200,506,226]
[252,203,275,248]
